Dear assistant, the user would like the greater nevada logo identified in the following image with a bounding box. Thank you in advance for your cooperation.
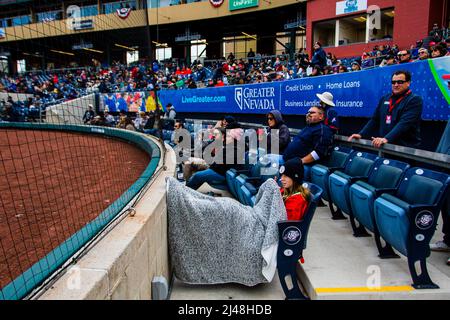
[234,86,276,111]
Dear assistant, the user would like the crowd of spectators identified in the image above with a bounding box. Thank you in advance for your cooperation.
[0,24,449,123]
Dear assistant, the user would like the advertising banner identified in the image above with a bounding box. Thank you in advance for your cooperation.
[158,57,450,121]
[229,0,259,11]
[336,0,367,15]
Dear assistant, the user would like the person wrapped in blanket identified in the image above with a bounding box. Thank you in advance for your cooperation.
[279,158,311,221]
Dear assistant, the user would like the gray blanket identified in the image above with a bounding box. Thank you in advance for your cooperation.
[166,177,287,286]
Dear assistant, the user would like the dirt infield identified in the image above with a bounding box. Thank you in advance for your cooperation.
[0,129,151,291]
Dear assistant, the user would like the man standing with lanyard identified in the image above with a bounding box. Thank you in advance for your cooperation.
[348,70,423,148]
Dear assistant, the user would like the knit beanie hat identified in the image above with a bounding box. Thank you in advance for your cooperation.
[279,158,304,184]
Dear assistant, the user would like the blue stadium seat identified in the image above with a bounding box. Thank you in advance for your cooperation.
[225,151,258,199]
[328,151,379,236]
[310,146,353,219]
[234,158,274,205]
[374,167,450,289]
[277,183,323,300]
[240,182,258,207]
[349,158,409,257]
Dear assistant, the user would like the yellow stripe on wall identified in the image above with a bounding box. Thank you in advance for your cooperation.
[316,286,414,294]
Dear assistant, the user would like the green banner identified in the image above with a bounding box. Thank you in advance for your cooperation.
[229,0,259,11]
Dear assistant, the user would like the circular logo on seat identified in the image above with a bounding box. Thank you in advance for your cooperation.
[383,160,390,165]
[284,249,293,257]
[415,210,434,230]
[357,152,363,157]
[282,226,302,246]
[415,169,424,175]
[279,166,285,174]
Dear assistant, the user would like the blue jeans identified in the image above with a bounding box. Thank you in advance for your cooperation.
[186,169,226,190]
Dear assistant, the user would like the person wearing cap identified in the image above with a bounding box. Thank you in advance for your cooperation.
[351,61,361,71]
[279,158,311,221]
[417,47,430,60]
[316,91,339,133]
[82,104,95,124]
[348,70,423,148]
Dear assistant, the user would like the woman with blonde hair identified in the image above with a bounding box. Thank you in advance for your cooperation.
[279,158,311,221]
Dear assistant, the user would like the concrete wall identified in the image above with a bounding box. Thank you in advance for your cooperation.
[45,94,96,125]
[39,137,176,300]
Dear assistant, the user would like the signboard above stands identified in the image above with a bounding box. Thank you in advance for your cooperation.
[336,0,368,15]
[229,0,259,11]
[71,19,94,31]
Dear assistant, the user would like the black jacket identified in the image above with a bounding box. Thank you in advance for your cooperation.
[359,91,423,148]
[266,110,291,154]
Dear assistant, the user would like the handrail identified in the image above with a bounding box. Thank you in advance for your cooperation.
[334,135,450,170]
[183,118,450,171]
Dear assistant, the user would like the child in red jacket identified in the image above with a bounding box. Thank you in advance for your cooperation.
[279,158,311,221]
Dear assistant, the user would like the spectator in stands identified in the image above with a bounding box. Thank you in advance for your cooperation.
[282,105,334,165]
[445,38,450,55]
[337,65,348,73]
[429,23,443,43]
[227,52,235,61]
[247,48,256,65]
[133,111,148,131]
[264,110,291,154]
[164,103,176,119]
[348,70,423,148]
[380,54,396,67]
[170,120,185,147]
[431,44,447,58]
[351,61,361,72]
[310,65,322,77]
[397,50,413,64]
[82,104,95,124]
[316,91,339,133]
[104,111,115,127]
[417,47,430,60]
[361,52,374,68]
[124,116,136,131]
[186,126,244,191]
[323,66,334,75]
[311,42,327,69]
[279,158,311,221]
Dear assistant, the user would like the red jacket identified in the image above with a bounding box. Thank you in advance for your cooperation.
[280,188,309,221]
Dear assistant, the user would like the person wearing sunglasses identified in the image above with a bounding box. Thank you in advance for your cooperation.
[417,48,430,60]
[264,110,290,154]
[397,50,412,64]
[348,70,423,148]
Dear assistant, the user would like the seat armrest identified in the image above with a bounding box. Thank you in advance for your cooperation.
[348,176,369,183]
[328,166,345,173]
[374,187,397,197]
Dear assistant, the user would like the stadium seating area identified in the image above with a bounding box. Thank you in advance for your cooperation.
[174,121,450,291]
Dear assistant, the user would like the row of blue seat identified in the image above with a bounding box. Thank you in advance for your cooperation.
[311,146,450,289]
[224,146,450,289]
